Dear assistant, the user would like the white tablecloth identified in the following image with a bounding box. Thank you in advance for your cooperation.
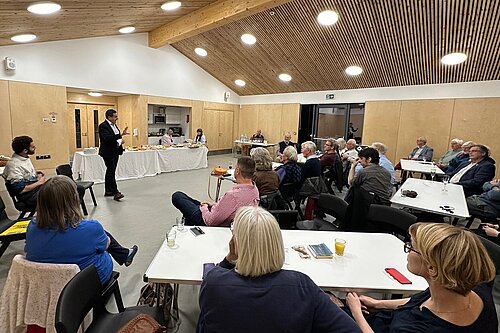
[72,147,208,183]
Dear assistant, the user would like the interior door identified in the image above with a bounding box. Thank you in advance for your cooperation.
[218,111,234,149]
[203,109,220,149]
[67,103,88,154]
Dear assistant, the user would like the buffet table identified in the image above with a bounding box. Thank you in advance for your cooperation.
[72,146,208,183]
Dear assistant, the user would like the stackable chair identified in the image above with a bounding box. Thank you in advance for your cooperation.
[55,265,164,333]
[269,210,299,229]
[0,195,27,259]
[296,193,347,231]
[56,164,97,215]
[4,181,36,219]
[367,205,417,241]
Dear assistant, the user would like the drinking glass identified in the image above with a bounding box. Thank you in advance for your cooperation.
[335,238,346,256]
[442,175,450,192]
[176,217,185,232]
[166,230,177,247]
[430,167,436,181]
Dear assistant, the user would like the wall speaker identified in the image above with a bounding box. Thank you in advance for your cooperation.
[4,57,16,71]
[224,91,230,102]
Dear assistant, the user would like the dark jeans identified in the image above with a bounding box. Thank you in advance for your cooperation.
[105,231,129,265]
[171,191,204,226]
[103,155,119,194]
[18,183,85,207]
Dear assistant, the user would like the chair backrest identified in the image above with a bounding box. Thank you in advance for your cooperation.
[269,210,299,229]
[0,255,80,333]
[367,205,417,240]
[0,194,9,221]
[260,191,286,210]
[479,236,500,276]
[279,183,299,202]
[56,164,74,180]
[317,194,348,223]
[4,180,34,212]
[55,265,104,333]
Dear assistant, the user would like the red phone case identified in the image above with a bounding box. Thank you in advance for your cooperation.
[385,268,412,284]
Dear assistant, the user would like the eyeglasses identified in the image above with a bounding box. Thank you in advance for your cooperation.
[230,222,234,232]
[403,242,421,255]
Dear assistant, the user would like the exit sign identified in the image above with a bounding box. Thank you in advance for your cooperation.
[326,94,335,100]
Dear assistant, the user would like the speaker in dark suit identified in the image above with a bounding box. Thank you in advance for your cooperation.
[98,109,128,201]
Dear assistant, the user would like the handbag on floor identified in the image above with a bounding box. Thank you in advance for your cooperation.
[117,314,165,333]
[137,283,175,325]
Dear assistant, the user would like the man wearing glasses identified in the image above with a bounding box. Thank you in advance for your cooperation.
[447,144,495,197]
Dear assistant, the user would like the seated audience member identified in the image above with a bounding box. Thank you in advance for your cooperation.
[251,129,265,142]
[277,132,296,161]
[161,129,174,146]
[194,128,206,144]
[250,147,279,196]
[171,157,259,227]
[355,142,395,194]
[408,136,433,161]
[3,136,84,206]
[197,206,361,333]
[346,222,497,333]
[466,180,500,219]
[445,141,475,173]
[300,141,321,186]
[24,176,138,284]
[341,139,358,171]
[348,148,391,203]
[448,144,495,197]
[320,138,339,169]
[476,223,500,245]
[337,138,347,154]
[275,146,302,188]
[436,138,463,169]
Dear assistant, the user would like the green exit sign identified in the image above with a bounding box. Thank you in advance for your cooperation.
[326,94,335,100]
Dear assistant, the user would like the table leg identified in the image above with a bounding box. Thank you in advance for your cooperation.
[215,177,222,202]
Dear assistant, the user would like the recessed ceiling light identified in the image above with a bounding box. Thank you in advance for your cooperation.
[27,2,61,15]
[345,66,363,76]
[279,73,292,82]
[161,1,181,11]
[11,34,37,43]
[441,52,467,65]
[235,79,246,87]
[317,10,339,26]
[119,26,135,34]
[88,92,103,97]
[195,47,207,57]
[241,34,257,45]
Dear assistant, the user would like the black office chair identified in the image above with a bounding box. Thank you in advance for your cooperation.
[56,164,97,215]
[260,191,287,210]
[367,205,417,241]
[0,195,27,259]
[55,265,164,333]
[4,181,36,219]
[279,183,304,220]
[296,194,346,231]
[478,236,500,275]
[269,210,299,230]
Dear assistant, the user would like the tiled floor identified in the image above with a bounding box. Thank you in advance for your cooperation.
[0,154,498,332]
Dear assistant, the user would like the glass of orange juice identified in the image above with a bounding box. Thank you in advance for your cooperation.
[335,238,346,256]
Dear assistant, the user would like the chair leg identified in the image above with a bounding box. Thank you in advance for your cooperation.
[0,241,11,259]
[465,216,476,229]
[81,200,88,215]
[113,283,125,313]
[89,187,97,206]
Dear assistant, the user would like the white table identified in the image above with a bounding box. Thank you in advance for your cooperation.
[233,140,277,156]
[145,227,428,294]
[391,178,469,218]
[72,147,208,183]
[400,159,444,182]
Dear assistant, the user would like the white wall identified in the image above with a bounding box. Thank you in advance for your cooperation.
[0,33,239,104]
[240,80,500,104]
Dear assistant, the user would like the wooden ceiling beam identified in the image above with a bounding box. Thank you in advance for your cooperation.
[148,0,295,48]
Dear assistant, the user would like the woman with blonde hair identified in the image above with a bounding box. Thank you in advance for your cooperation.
[25,176,137,284]
[346,222,497,332]
[250,147,279,195]
[197,206,360,333]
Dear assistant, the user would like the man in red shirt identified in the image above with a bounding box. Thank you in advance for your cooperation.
[171,157,259,227]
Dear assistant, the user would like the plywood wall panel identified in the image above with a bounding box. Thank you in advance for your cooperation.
[9,81,68,170]
[190,100,204,139]
[363,101,402,163]
[147,96,192,107]
[204,101,234,112]
[258,104,282,144]
[451,98,500,177]
[202,110,220,149]
[281,104,300,143]
[218,111,234,149]
[239,105,259,139]
[0,80,12,156]
[67,92,117,105]
[395,100,454,162]
[130,95,148,146]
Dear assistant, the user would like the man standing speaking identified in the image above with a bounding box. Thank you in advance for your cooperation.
[99,109,128,201]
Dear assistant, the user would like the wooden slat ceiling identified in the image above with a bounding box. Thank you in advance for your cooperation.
[172,0,500,95]
[0,0,219,46]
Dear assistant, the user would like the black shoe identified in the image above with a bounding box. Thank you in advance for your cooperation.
[113,192,124,201]
[104,191,115,197]
[125,245,138,267]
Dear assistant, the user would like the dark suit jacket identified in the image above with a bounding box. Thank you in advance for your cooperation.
[98,120,124,158]
[278,141,296,154]
[300,157,321,186]
[409,146,433,161]
[450,158,496,197]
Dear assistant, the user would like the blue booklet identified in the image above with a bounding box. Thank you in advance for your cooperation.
[308,243,333,259]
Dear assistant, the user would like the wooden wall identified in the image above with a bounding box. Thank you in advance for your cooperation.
[0,80,12,156]
[238,103,300,144]
[363,98,500,177]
